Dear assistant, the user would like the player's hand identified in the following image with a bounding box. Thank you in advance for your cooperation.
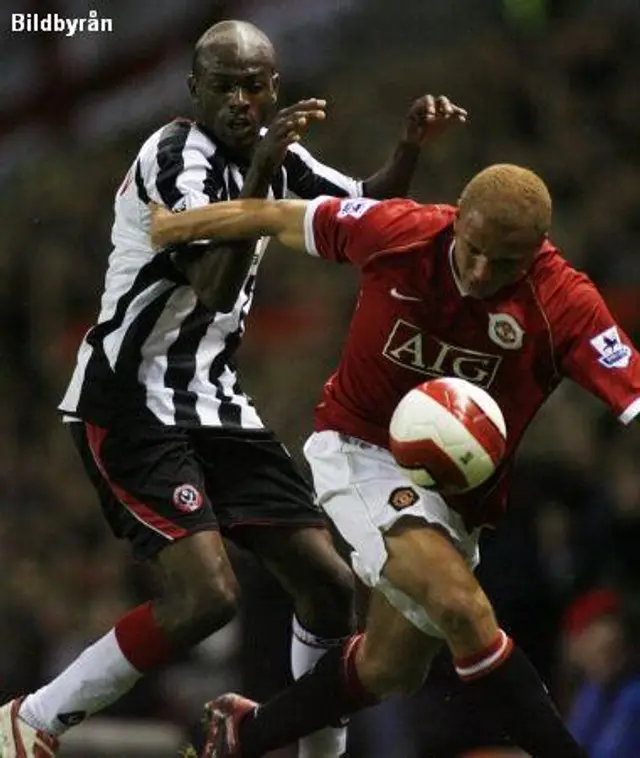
[401,95,467,147]
[253,98,327,171]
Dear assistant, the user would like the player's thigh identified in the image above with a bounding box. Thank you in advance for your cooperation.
[70,419,222,567]
[192,429,355,633]
[383,520,498,652]
[357,589,443,696]
[240,523,355,626]
[304,430,481,635]
[193,429,326,535]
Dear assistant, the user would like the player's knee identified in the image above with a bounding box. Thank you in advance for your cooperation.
[158,564,241,644]
[356,647,428,698]
[434,586,495,647]
[293,560,355,631]
[194,569,241,624]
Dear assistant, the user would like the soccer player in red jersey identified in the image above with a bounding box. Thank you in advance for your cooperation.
[150,164,637,757]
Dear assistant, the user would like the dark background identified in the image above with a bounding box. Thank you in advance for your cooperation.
[1,1,639,756]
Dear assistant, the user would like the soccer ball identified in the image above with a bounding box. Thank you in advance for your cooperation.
[389,377,507,494]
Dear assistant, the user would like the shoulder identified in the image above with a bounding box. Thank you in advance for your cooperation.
[529,239,600,311]
[370,200,456,242]
[316,197,454,235]
[138,119,211,165]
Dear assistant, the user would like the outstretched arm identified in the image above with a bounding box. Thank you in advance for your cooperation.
[363,95,467,198]
[151,198,309,254]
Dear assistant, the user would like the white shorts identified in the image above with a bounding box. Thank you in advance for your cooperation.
[304,430,481,637]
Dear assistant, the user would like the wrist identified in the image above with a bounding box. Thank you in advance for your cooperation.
[396,138,422,153]
[242,159,275,197]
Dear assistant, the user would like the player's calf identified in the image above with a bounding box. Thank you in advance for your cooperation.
[245,524,355,758]
[353,600,441,698]
[152,530,241,647]
[14,532,241,742]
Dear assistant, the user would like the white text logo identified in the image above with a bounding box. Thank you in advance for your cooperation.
[12,10,113,36]
[383,319,501,387]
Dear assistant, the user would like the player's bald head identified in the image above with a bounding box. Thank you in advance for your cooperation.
[192,20,276,78]
[459,164,552,241]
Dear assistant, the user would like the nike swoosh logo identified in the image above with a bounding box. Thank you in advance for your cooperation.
[389,287,421,302]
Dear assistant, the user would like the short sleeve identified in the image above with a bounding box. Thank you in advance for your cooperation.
[139,120,221,213]
[304,197,455,267]
[555,276,640,424]
[283,142,363,199]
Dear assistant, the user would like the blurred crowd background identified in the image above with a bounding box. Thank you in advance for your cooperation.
[2,0,640,756]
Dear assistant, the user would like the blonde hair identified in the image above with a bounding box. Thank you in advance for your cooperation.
[459,164,552,237]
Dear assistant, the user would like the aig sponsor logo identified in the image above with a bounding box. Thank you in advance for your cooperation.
[382,319,501,388]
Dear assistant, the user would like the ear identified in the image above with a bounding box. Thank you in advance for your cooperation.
[187,73,198,101]
[270,72,280,103]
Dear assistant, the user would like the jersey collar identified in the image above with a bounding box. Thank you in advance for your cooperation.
[449,241,469,297]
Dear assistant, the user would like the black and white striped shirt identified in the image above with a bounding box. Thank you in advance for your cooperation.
[59,118,362,429]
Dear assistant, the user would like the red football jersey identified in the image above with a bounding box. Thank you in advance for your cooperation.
[304,196,640,527]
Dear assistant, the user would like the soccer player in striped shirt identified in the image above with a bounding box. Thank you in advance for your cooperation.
[0,19,466,758]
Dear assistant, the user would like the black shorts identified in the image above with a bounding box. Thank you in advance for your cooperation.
[70,419,325,561]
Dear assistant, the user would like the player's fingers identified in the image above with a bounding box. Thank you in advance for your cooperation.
[283,129,302,145]
[272,116,316,145]
[288,112,325,132]
[435,96,455,116]
[424,94,436,119]
[445,102,468,121]
[299,109,326,122]
[277,99,327,117]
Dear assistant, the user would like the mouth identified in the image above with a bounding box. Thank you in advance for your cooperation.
[466,282,490,298]
[226,117,255,136]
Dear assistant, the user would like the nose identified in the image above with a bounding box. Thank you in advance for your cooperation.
[469,255,491,288]
[230,86,249,107]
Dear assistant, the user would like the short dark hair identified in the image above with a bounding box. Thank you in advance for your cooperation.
[459,164,552,237]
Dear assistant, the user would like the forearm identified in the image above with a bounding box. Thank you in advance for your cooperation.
[153,198,301,249]
[153,199,273,248]
[199,162,275,312]
[362,141,421,199]
[162,199,269,313]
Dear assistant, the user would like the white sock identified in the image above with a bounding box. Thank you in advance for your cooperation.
[291,616,348,758]
[19,629,141,736]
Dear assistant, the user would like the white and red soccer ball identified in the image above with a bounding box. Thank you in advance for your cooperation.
[389,377,507,494]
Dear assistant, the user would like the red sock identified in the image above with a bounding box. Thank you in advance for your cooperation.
[453,629,514,682]
[455,631,588,757]
[114,602,173,672]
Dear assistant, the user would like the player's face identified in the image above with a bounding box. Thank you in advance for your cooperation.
[453,210,543,298]
[190,52,278,154]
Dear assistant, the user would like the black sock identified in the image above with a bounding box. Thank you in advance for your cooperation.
[458,640,587,758]
[239,634,377,758]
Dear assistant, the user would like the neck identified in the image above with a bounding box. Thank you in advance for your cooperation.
[196,121,255,166]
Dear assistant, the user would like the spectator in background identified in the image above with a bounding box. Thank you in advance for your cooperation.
[563,588,640,758]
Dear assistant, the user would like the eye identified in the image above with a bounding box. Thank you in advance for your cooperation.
[210,80,234,93]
